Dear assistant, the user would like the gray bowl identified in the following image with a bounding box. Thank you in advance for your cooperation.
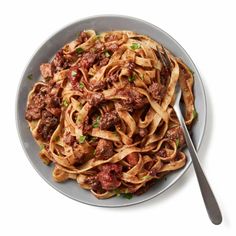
[16,15,207,207]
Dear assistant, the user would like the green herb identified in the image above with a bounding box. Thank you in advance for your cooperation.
[176,138,180,148]
[193,109,198,119]
[96,34,101,39]
[92,116,100,128]
[27,74,33,80]
[54,136,60,142]
[79,82,84,89]
[128,75,135,82]
[141,74,144,80]
[63,99,69,107]
[122,193,133,199]
[93,150,96,156]
[76,47,84,54]
[130,43,141,50]
[79,135,87,144]
[71,71,77,77]
[114,189,121,197]
[104,50,111,58]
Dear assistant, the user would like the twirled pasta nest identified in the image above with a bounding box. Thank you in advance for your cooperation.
[25,30,196,199]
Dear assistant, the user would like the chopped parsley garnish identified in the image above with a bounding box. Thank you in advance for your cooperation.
[92,116,100,128]
[71,71,77,77]
[114,189,121,197]
[130,43,141,50]
[122,193,133,199]
[193,109,198,119]
[104,50,111,58]
[114,188,133,199]
[79,82,84,89]
[27,74,33,80]
[76,47,84,54]
[128,75,135,82]
[79,135,87,144]
[176,138,180,148]
[63,99,69,107]
[93,150,96,156]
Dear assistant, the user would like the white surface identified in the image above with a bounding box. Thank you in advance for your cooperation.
[0,0,235,235]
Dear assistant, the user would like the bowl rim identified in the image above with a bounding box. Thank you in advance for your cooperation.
[15,14,207,207]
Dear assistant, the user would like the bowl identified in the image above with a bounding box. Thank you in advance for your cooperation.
[16,15,207,207]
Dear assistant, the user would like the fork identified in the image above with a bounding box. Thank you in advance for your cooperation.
[174,84,222,225]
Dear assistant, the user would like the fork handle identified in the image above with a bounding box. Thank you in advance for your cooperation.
[177,110,222,225]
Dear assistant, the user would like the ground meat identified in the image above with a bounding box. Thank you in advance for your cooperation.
[88,92,104,106]
[105,34,119,42]
[99,57,109,67]
[100,110,120,130]
[95,139,114,160]
[106,43,119,53]
[97,163,122,191]
[138,128,148,137]
[84,176,102,192]
[67,66,81,89]
[106,73,119,83]
[89,137,99,148]
[45,96,61,117]
[40,63,54,78]
[47,96,60,108]
[148,82,166,103]
[36,110,59,141]
[80,52,97,69]
[73,143,93,164]
[63,132,76,146]
[126,153,139,166]
[90,80,106,91]
[165,126,185,147]
[94,40,105,52]
[77,32,89,44]
[52,50,65,70]
[82,117,92,135]
[25,86,46,121]
[118,88,148,112]
[156,149,167,157]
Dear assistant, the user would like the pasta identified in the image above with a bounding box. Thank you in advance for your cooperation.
[25,30,196,199]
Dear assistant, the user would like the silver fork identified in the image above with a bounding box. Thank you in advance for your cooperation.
[174,84,222,225]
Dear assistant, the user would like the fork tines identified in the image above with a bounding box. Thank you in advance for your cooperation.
[156,45,173,73]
